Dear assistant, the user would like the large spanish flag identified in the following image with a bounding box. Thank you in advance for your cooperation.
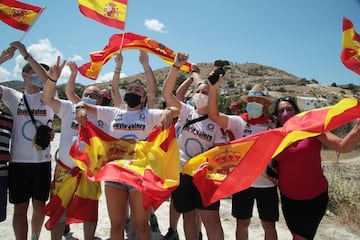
[78,0,128,30]
[183,98,360,206]
[341,17,360,75]
[0,0,44,31]
[42,163,101,230]
[78,32,193,80]
[70,120,180,210]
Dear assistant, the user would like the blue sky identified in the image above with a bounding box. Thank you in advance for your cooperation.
[1,0,360,86]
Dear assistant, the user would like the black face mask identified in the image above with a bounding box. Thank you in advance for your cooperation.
[124,93,141,108]
[102,98,111,106]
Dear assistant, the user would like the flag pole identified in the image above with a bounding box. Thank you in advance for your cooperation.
[118,0,129,52]
[18,6,46,42]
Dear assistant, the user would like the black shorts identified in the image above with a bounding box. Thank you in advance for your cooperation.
[281,190,328,240]
[9,162,51,204]
[172,174,220,213]
[232,186,279,221]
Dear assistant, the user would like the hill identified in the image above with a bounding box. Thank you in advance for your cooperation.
[1,62,358,108]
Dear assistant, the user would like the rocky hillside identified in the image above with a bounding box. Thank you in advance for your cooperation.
[1,62,358,108]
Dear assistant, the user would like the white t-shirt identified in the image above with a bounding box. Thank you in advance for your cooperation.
[96,106,163,141]
[177,103,225,170]
[1,87,54,163]
[56,100,109,168]
[227,115,276,188]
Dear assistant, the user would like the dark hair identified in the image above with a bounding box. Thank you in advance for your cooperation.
[22,63,49,73]
[273,96,300,116]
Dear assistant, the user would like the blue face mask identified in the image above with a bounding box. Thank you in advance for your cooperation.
[31,75,44,88]
[246,102,264,118]
[82,97,97,105]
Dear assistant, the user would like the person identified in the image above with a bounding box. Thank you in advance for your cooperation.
[100,88,112,106]
[164,63,203,240]
[207,80,278,240]
[0,42,55,240]
[75,53,179,240]
[229,101,241,115]
[272,96,360,240]
[42,57,111,240]
[111,51,161,239]
[162,52,225,240]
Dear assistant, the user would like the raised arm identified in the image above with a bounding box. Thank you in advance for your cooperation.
[161,52,189,110]
[175,64,201,102]
[207,72,229,129]
[65,61,82,103]
[0,46,16,65]
[139,51,156,108]
[318,120,360,153]
[10,41,48,83]
[42,56,67,113]
[111,52,123,108]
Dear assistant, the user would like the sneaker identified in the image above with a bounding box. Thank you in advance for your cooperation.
[149,214,161,233]
[163,228,179,240]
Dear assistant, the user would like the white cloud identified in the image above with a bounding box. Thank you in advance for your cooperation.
[144,19,167,33]
[96,71,127,84]
[0,67,11,82]
[9,39,63,82]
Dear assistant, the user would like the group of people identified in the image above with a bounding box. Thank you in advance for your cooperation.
[1,42,360,240]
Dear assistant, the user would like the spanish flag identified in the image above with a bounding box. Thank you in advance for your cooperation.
[183,98,360,206]
[341,17,360,75]
[78,32,193,80]
[0,0,44,31]
[78,0,128,30]
[70,120,180,210]
[42,162,101,230]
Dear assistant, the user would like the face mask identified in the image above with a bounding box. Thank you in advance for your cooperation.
[277,110,295,125]
[31,75,44,88]
[246,102,264,119]
[192,93,208,109]
[82,97,97,105]
[124,93,141,108]
[102,98,111,106]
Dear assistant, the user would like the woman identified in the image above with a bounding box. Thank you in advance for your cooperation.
[76,62,179,240]
[162,52,225,240]
[273,96,360,240]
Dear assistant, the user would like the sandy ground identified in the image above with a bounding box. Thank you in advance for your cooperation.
[0,134,359,240]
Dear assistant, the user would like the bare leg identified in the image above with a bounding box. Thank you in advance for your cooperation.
[51,222,66,240]
[261,220,277,240]
[31,199,46,240]
[105,185,129,240]
[236,218,251,240]
[199,209,224,240]
[129,190,150,240]
[183,210,198,240]
[84,221,97,240]
[13,201,29,240]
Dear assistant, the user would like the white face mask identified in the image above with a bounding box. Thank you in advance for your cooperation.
[246,102,264,118]
[192,93,208,109]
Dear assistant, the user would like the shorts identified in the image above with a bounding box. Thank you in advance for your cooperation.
[172,174,220,213]
[281,190,328,240]
[9,162,51,204]
[105,181,136,192]
[232,186,279,222]
[0,166,8,222]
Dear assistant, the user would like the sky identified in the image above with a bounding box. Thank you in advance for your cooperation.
[1,0,360,86]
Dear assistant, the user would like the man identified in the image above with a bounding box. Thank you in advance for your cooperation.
[41,58,110,240]
[208,81,278,240]
[0,42,54,240]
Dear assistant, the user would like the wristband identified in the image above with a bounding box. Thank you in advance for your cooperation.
[172,64,180,70]
[48,77,57,83]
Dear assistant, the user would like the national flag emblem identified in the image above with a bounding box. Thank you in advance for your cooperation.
[0,0,44,31]
[183,98,360,206]
[78,32,192,80]
[341,17,360,75]
[78,0,128,30]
